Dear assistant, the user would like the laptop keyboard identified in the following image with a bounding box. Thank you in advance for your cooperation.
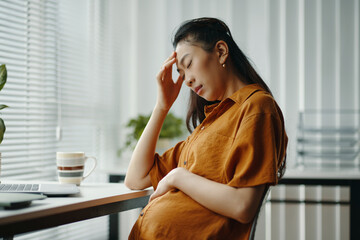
[0,184,39,192]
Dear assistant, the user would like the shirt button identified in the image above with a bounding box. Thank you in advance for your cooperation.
[140,212,144,216]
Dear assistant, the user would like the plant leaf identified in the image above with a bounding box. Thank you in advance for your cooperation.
[0,105,8,110]
[0,118,6,144]
[0,64,7,92]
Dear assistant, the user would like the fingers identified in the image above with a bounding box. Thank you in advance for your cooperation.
[162,58,176,79]
[148,187,162,203]
[174,74,184,87]
[148,192,156,203]
[156,67,164,82]
[148,194,153,203]
[157,52,177,82]
[163,51,176,64]
[163,56,176,71]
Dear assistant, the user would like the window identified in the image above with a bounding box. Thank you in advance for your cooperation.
[0,0,119,238]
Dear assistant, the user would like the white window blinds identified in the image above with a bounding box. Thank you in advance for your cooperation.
[0,0,119,239]
[0,0,59,180]
[0,0,118,181]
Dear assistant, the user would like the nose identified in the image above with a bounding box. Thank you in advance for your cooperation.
[185,77,194,87]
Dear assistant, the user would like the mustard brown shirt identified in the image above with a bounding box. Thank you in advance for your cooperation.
[129,84,288,240]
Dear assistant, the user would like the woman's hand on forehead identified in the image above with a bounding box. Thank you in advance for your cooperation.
[155,52,184,111]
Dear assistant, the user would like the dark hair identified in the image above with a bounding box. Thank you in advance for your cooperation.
[172,17,272,132]
[173,17,286,179]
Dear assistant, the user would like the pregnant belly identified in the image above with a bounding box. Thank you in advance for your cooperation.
[137,190,229,239]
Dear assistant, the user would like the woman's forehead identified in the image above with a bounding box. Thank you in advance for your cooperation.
[175,43,198,71]
[175,41,193,54]
[176,42,205,59]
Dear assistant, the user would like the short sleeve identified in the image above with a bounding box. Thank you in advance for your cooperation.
[149,140,185,189]
[225,113,286,188]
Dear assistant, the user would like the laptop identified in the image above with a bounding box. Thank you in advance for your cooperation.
[0,182,80,196]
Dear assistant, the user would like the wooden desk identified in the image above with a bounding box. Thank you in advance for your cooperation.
[0,182,152,239]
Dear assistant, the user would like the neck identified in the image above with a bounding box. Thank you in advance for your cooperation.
[221,70,248,100]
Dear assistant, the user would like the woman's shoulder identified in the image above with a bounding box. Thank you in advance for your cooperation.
[239,90,283,119]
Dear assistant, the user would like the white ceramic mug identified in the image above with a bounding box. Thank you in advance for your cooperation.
[56,152,97,186]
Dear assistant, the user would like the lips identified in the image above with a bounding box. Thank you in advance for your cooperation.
[194,85,203,95]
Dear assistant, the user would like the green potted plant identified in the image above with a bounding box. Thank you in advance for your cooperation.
[0,64,8,143]
[0,64,8,181]
[118,112,185,156]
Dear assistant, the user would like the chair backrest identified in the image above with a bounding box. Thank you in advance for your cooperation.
[248,185,270,240]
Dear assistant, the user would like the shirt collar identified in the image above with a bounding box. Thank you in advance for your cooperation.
[228,83,264,105]
[204,83,264,116]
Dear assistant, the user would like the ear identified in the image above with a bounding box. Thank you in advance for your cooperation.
[214,40,229,65]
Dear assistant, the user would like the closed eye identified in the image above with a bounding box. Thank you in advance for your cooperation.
[187,60,192,69]
[181,61,192,80]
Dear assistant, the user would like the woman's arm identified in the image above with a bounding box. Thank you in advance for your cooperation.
[124,52,183,190]
[149,167,266,223]
[124,106,168,190]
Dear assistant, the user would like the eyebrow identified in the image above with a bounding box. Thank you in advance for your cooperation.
[176,53,189,73]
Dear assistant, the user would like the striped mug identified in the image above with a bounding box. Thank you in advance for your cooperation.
[56,152,97,186]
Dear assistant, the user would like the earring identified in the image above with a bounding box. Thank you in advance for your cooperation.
[222,63,226,68]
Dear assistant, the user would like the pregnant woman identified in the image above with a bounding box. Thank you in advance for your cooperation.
[125,17,288,240]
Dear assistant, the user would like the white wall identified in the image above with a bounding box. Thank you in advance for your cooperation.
[111,0,360,167]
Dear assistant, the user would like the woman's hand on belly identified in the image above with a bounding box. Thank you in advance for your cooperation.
[149,167,266,224]
[149,167,183,202]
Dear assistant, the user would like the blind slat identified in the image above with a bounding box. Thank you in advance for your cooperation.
[0,0,26,10]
